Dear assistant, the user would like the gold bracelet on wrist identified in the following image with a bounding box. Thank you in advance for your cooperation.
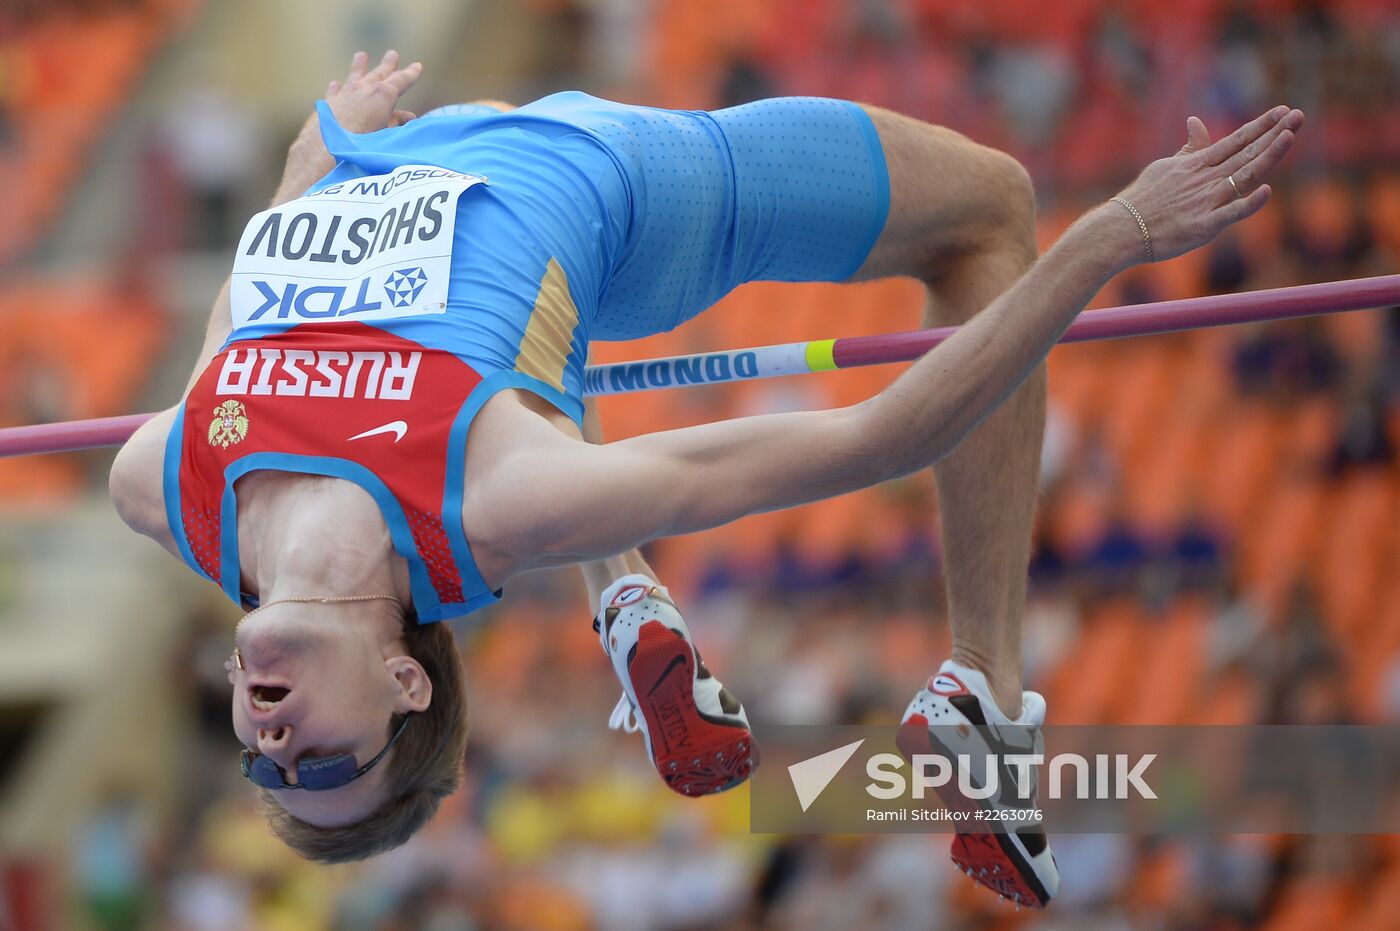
[1110,196,1154,263]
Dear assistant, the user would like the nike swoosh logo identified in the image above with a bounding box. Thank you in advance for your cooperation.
[646,654,689,696]
[348,420,408,443]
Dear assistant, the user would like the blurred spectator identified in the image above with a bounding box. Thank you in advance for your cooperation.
[0,350,71,427]
[0,45,15,152]
[1092,7,1152,100]
[1204,230,1252,294]
[1208,574,1265,673]
[1022,588,1080,688]
[1202,0,1272,125]
[159,78,262,250]
[72,787,154,931]
[1285,180,1373,281]
[1080,498,1149,596]
[718,54,778,108]
[1163,498,1227,594]
[1043,833,1133,912]
[1230,319,1342,401]
[166,855,252,931]
[1040,398,1077,487]
[989,41,1076,149]
[1260,580,1342,723]
[1328,374,1396,474]
[1188,833,1274,925]
[170,606,247,811]
[1383,654,1400,721]
[1285,660,1353,726]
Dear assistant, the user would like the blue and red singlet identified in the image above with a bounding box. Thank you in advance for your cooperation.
[164,94,890,620]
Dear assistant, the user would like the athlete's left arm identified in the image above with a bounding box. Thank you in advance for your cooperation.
[111,52,425,542]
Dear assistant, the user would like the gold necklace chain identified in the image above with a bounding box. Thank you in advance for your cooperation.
[230,595,403,672]
[241,593,402,620]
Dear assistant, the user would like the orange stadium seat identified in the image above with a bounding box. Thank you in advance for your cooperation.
[1240,477,1327,622]
[1377,832,1400,869]
[1193,665,1261,725]
[0,272,167,503]
[1346,571,1400,720]
[1047,351,1093,423]
[1235,197,1287,264]
[1316,472,1395,641]
[1366,174,1400,262]
[1130,842,1192,913]
[1048,600,1145,723]
[1045,477,1112,559]
[1128,599,1209,724]
[0,453,84,504]
[1203,404,1286,533]
[1287,396,1339,466]
[791,492,865,564]
[1181,329,1233,411]
[1322,306,1386,360]
[0,0,186,265]
[1348,862,1400,931]
[1143,249,1208,302]
[1260,875,1356,931]
[1100,343,1169,468]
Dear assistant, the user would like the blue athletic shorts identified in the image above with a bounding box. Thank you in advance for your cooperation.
[425,93,892,340]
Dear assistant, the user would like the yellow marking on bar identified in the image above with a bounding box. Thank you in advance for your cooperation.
[514,258,579,393]
[805,339,838,372]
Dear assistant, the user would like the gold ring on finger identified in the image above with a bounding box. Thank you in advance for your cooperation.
[1228,174,1242,197]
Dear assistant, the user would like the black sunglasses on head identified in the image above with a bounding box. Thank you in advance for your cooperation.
[240,712,414,791]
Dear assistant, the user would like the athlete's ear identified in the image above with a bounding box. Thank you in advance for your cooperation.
[385,656,432,712]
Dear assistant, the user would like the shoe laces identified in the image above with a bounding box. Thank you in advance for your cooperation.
[608,692,641,733]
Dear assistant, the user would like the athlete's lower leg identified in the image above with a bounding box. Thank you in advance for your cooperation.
[852,107,1041,718]
[922,238,1042,719]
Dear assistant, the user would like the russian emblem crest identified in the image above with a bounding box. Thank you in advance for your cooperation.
[207,400,249,448]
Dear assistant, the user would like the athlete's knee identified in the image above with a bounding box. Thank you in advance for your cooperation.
[963,145,1036,259]
[905,142,1035,282]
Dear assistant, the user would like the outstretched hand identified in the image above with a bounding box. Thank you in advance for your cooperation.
[274,51,423,204]
[1115,105,1305,264]
[322,49,423,134]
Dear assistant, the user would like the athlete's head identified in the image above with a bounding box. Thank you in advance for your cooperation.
[228,597,467,862]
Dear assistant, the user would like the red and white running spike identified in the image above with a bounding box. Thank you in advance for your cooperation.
[596,575,758,796]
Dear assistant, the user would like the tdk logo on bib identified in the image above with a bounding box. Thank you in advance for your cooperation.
[230,166,484,329]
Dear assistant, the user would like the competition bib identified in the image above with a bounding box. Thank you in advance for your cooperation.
[229,166,486,329]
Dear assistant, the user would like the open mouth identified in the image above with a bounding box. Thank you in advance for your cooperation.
[250,685,291,712]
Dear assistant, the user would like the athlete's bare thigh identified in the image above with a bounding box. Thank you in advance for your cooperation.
[852,105,1035,282]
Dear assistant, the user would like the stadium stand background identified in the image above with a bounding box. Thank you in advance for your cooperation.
[0,0,1397,928]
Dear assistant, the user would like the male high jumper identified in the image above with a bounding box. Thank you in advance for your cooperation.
[109,51,1302,907]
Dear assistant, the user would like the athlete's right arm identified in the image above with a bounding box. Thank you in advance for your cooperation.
[482,106,1302,574]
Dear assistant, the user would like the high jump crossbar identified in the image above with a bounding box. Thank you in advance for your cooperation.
[1,274,1397,459]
